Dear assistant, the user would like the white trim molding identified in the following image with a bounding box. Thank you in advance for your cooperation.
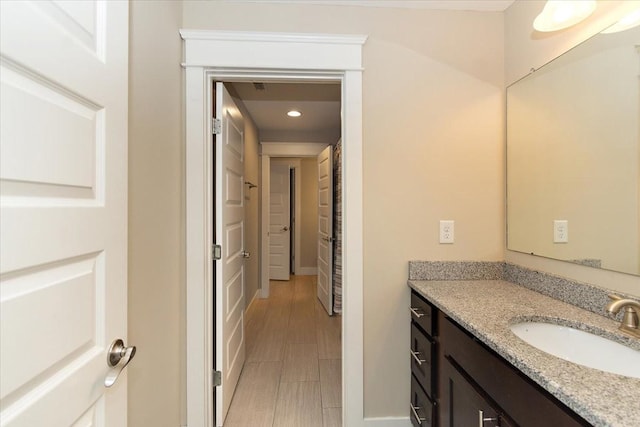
[296,267,318,275]
[182,30,366,427]
[364,417,412,427]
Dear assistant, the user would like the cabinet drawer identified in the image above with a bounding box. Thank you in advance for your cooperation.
[410,323,434,398]
[410,292,434,336]
[410,374,434,427]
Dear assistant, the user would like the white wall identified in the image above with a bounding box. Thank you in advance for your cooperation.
[505,0,640,296]
[183,1,505,418]
[128,1,184,425]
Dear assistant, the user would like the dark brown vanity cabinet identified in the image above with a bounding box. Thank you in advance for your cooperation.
[410,290,591,427]
[410,292,437,426]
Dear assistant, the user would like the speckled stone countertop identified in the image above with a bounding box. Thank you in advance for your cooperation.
[408,279,640,427]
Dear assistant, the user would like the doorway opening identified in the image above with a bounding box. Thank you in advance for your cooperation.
[220,80,342,425]
[182,29,366,427]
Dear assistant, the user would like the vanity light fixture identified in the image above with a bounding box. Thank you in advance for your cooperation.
[533,0,596,32]
[600,8,640,34]
[287,110,302,117]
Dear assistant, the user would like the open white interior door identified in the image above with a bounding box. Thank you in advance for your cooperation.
[0,1,130,426]
[269,163,291,281]
[317,146,334,315]
[214,82,246,426]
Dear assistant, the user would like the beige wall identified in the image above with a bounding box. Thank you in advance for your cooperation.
[505,0,640,296]
[183,2,505,418]
[300,157,319,269]
[128,1,184,425]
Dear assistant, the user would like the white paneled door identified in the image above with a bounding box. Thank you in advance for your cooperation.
[317,146,334,315]
[0,1,129,426]
[269,163,291,281]
[214,82,246,426]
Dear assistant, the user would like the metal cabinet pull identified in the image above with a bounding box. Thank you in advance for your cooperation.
[105,338,136,388]
[410,404,426,424]
[410,307,425,318]
[410,349,426,365]
[478,410,498,426]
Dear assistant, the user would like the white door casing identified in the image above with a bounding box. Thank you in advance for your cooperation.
[317,146,334,315]
[269,163,291,281]
[1,1,129,426]
[182,30,366,427]
[215,82,246,426]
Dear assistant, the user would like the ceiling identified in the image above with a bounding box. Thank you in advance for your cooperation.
[231,82,342,144]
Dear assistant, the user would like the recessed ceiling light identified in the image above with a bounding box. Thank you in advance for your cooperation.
[533,0,596,32]
[287,110,302,117]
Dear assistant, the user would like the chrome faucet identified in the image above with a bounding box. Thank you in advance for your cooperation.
[606,294,640,339]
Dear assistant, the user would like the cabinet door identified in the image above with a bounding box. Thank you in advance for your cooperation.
[441,358,502,427]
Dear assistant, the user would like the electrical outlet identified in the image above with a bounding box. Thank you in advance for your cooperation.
[440,220,454,244]
[553,220,568,243]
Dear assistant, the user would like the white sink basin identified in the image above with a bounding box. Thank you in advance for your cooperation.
[510,322,640,379]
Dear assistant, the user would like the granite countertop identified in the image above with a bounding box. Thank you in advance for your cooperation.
[408,279,640,427]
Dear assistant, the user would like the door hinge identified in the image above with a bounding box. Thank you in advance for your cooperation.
[212,118,222,135]
[212,370,221,387]
[212,244,222,260]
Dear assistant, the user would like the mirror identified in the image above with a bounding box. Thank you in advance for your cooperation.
[507,25,640,276]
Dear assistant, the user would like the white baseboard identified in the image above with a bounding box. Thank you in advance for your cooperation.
[296,267,318,275]
[364,416,411,427]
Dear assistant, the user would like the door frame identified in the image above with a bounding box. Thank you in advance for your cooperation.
[182,30,366,427]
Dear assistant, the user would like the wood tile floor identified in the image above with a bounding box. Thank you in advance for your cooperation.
[224,275,342,427]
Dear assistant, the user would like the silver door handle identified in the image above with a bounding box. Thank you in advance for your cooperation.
[322,236,334,242]
[281,226,289,232]
[409,307,425,318]
[241,250,251,259]
[410,404,426,424]
[478,410,498,426]
[105,338,136,387]
[410,349,426,365]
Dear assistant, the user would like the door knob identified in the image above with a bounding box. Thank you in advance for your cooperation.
[105,338,136,387]
[241,250,251,259]
[322,236,334,242]
[281,226,289,232]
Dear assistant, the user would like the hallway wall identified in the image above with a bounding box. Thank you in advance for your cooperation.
[227,87,262,307]
[183,1,505,418]
[300,157,319,270]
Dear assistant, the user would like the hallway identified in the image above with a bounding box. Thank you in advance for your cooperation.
[224,275,342,427]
